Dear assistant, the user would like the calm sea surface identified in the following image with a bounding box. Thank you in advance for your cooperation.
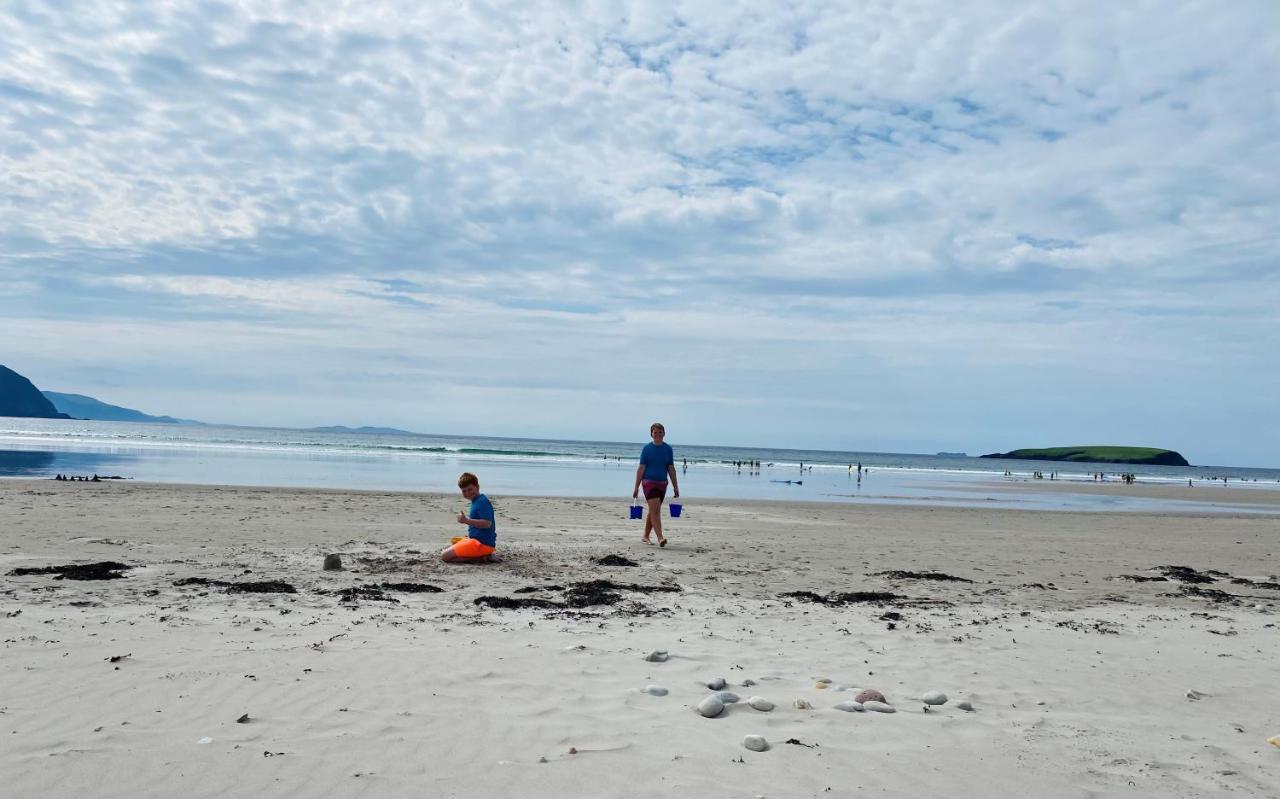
[2,418,1278,514]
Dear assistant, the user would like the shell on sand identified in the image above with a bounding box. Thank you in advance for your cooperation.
[855,689,886,704]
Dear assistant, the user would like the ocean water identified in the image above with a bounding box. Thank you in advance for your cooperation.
[2,417,1278,514]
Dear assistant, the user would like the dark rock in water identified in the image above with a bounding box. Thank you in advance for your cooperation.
[0,365,72,419]
[874,570,973,583]
[9,561,131,580]
[855,689,886,704]
[780,590,901,606]
[323,554,343,571]
[596,554,639,567]
[380,582,444,593]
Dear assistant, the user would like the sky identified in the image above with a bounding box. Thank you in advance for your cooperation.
[2,1,1278,466]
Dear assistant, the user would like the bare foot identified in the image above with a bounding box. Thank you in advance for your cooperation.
[658,536,667,547]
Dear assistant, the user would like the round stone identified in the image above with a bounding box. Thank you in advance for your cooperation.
[922,691,947,706]
[706,677,727,690]
[742,735,769,752]
[834,701,865,712]
[643,685,668,696]
[956,700,974,711]
[863,700,896,713]
[715,691,740,704]
[323,554,343,571]
[696,695,725,718]
[643,650,669,662]
[747,696,774,712]
[854,689,886,704]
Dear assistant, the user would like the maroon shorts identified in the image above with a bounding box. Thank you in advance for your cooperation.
[641,479,668,500]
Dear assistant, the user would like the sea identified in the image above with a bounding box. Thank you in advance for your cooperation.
[2,417,1278,514]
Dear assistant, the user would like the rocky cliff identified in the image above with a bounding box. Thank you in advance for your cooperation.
[0,365,71,419]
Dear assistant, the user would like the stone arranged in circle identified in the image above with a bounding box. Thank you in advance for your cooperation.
[706,677,727,690]
[644,650,669,662]
[697,695,725,718]
[743,735,769,752]
[747,696,774,712]
[863,700,896,713]
[643,685,668,696]
[855,689,886,704]
[834,701,865,712]
[922,691,947,706]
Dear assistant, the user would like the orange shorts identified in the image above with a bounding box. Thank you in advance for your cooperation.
[450,538,495,558]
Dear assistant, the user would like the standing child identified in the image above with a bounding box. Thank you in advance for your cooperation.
[441,472,497,563]
[632,422,679,547]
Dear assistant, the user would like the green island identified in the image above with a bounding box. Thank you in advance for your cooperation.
[980,446,1190,467]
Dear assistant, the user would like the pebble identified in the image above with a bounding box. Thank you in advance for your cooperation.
[742,735,769,752]
[323,553,343,571]
[697,695,725,718]
[815,682,828,689]
[1268,735,1280,749]
[834,701,865,712]
[1186,689,1204,701]
[715,691,740,704]
[855,689,886,704]
[706,677,727,690]
[793,699,812,710]
[747,696,774,712]
[644,650,669,662]
[956,700,974,711]
[643,685,668,696]
[816,678,832,685]
[922,691,947,706]
[863,701,896,713]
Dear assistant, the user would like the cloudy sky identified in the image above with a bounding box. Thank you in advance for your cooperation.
[2,1,1277,465]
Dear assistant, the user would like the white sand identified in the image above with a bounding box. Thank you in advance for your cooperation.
[3,479,1279,797]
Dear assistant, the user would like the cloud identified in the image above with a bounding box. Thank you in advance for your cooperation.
[1,1,1277,463]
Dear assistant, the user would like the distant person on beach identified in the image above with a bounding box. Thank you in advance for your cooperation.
[440,472,496,563]
[633,422,679,547]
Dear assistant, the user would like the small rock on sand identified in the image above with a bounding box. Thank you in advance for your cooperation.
[956,700,974,711]
[834,701,865,712]
[643,685,668,696]
[863,700,896,713]
[922,691,947,706]
[697,695,725,718]
[743,735,769,752]
[747,696,774,711]
[706,677,727,690]
[644,650,669,662]
[323,554,342,571]
[855,689,886,704]
[715,691,740,704]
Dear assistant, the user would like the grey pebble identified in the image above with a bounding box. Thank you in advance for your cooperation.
[697,695,725,718]
[706,677,726,690]
[922,691,947,706]
[747,696,774,712]
[742,735,769,752]
[644,650,669,662]
[715,691,740,704]
[643,685,668,696]
[863,700,896,713]
[956,700,974,711]
[834,701,865,713]
[323,554,343,571]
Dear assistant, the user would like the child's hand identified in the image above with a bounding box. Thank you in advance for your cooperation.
[456,512,468,525]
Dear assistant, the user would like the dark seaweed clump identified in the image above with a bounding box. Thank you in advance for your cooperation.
[781,590,902,606]
[1168,584,1237,603]
[173,577,296,593]
[476,579,679,611]
[873,570,973,583]
[336,585,397,603]
[1230,577,1280,590]
[595,555,639,567]
[1117,575,1169,583]
[380,582,445,593]
[9,561,132,580]
[1154,566,1217,584]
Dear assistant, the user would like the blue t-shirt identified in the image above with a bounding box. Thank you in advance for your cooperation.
[640,442,674,482]
[467,494,497,547]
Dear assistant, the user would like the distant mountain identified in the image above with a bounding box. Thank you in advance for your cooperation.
[307,425,416,435]
[0,365,71,419]
[981,446,1190,467]
[42,391,200,425]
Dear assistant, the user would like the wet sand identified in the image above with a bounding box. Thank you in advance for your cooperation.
[3,479,1279,797]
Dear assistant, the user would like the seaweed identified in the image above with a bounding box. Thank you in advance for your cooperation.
[873,570,973,583]
[9,561,132,580]
[379,582,445,593]
[780,590,902,606]
[1154,566,1217,584]
[595,555,639,567]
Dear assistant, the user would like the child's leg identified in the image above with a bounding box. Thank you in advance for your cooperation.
[646,496,664,544]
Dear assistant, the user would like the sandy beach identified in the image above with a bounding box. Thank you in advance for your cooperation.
[3,478,1279,797]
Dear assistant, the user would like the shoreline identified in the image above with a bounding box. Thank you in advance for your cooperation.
[4,479,1279,796]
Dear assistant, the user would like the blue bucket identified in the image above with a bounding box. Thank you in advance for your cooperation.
[629,502,643,520]
[669,502,682,518]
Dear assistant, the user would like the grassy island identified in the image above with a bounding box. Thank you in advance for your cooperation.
[980,446,1190,467]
